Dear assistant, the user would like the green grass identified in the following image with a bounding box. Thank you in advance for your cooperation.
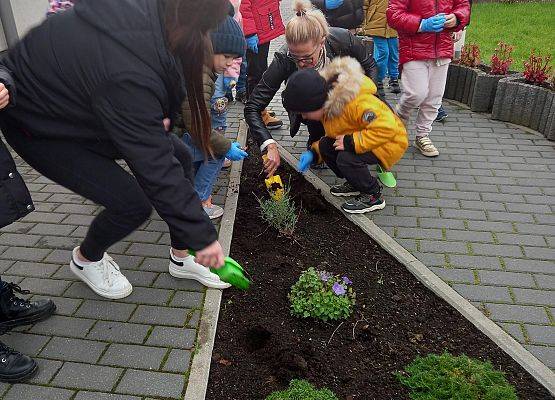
[465,2,555,71]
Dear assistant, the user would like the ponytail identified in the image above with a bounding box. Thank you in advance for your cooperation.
[286,0,329,46]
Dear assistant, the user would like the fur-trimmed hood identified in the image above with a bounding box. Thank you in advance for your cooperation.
[320,57,377,119]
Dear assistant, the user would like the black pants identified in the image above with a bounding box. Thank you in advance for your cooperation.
[305,120,326,149]
[318,137,380,194]
[3,127,193,261]
[246,41,270,98]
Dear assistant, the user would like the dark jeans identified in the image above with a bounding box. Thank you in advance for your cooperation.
[3,126,192,261]
[246,41,270,98]
[318,137,380,194]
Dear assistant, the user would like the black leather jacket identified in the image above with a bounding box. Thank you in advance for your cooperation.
[312,0,364,30]
[244,28,378,149]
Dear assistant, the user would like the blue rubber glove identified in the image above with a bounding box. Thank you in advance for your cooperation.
[325,0,344,9]
[419,14,446,33]
[225,142,248,161]
[246,35,259,54]
[297,150,314,173]
[223,77,235,91]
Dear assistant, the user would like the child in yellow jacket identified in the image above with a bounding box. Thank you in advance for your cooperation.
[282,56,408,214]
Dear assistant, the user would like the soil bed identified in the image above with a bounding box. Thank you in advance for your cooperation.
[206,140,550,400]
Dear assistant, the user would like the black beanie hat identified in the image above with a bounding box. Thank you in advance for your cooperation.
[210,16,247,58]
[282,69,329,113]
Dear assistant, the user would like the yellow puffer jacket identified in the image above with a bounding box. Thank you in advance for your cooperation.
[312,57,407,171]
[360,0,397,38]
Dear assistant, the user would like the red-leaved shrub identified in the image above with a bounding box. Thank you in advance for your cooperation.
[523,50,552,86]
[460,44,481,68]
[490,42,514,75]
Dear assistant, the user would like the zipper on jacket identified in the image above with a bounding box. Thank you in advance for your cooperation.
[269,12,275,30]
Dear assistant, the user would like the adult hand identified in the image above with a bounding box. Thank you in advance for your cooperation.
[333,135,345,151]
[162,118,171,132]
[0,83,10,109]
[264,144,281,177]
[195,240,225,269]
[225,142,248,161]
[325,0,344,10]
[246,35,259,54]
[419,14,446,33]
[297,150,314,173]
[444,13,458,29]
[223,77,236,91]
[452,30,463,43]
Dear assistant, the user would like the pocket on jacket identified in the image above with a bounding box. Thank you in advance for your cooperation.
[255,3,283,34]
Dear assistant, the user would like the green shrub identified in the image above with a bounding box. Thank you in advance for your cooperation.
[397,352,518,400]
[266,379,339,400]
[258,188,298,237]
[288,267,355,322]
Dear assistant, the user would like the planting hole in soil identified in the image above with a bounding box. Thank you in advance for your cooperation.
[206,138,551,400]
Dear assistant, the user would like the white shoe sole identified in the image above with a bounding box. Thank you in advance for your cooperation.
[415,144,439,157]
[207,210,224,220]
[70,261,133,299]
[331,190,360,197]
[342,201,386,214]
[169,264,231,289]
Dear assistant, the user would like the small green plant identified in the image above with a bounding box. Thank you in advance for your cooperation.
[288,267,355,322]
[265,379,339,400]
[460,43,481,68]
[397,352,518,400]
[258,187,298,237]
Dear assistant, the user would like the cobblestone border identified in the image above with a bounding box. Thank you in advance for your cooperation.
[278,143,555,395]
[184,120,247,400]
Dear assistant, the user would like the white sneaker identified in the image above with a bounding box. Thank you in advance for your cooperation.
[70,247,133,299]
[415,136,440,157]
[203,204,224,220]
[168,249,231,289]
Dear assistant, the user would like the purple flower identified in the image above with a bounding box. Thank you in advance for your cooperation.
[342,276,352,285]
[332,282,346,295]
[319,271,332,282]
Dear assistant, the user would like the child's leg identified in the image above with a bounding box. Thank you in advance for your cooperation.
[397,60,430,125]
[336,151,381,194]
[372,36,389,83]
[236,56,248,96]
[387,38,400,80]
[211,74,229,132]
[315,137,341,177]
[194,157,226,203]
[415,61,449,138]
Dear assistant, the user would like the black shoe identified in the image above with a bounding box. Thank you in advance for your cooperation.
[435,106,448,122]
[377,82,386,99]
[0,342,38,383]
[225,91,234,103]
[236,91,247,104]
[0,283,56,334]
[341,193,386,214]
[389,78,401,94]
[330,182,360,197]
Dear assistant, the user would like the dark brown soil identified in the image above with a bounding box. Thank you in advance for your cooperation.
[206,140,551,400]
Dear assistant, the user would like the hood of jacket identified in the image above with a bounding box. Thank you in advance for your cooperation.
[74,0,182,108]
[321,57,377,120]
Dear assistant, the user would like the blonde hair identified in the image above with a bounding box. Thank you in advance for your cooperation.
[286,0,329,46]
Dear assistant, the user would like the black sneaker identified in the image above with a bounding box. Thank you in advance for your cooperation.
[377,81,386,99]
[389,79,401,94]
[0,342,37,383]
[235,91,247,104]
[341,193,386,214]
[330,182,360,197]
[435,106,448,122]
[0,283,56,334]
[225,91,234,103]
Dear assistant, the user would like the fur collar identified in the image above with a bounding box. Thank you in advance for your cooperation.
[320,57,366,119]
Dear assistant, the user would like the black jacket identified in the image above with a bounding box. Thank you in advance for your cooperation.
[312,0,364,30]
[0,0,217,250]
[0,66,34,228]
[245,28,378,148]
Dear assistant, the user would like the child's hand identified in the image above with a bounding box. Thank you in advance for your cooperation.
[0,83,10,109]
[451,30,463,43]
[333,135,345,151]
[298,150,314,173]
[419,14,446,33]
[246,35,259,54]
[444,14,457,28]
[225,142,248,161]
[223,77,236,91]
[163,118,170,132]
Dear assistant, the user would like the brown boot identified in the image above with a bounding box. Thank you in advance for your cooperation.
[262,109,283,130]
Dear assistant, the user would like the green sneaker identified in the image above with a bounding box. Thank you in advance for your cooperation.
[376,165,397,188]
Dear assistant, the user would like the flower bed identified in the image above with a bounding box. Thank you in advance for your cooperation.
[205,143,550,399]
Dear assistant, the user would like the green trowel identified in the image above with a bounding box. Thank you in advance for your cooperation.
[189,251,250,290]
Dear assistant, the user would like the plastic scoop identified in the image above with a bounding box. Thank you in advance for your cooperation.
[189,251,250,290]
[376,164,397,188]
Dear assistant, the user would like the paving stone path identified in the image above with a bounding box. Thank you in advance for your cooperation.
[0,115,242,399]
[257,3,555,371]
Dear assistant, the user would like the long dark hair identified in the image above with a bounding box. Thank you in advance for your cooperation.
[164,0,228,156]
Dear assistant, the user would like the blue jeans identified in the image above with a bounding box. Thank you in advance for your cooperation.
[182,133,225,202]
[236,56,248,94]
[373,36,399,82]
[211,74,228,132]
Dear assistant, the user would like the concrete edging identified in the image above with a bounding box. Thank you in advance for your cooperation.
[278,143,555,395]
[184,120,247,400]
